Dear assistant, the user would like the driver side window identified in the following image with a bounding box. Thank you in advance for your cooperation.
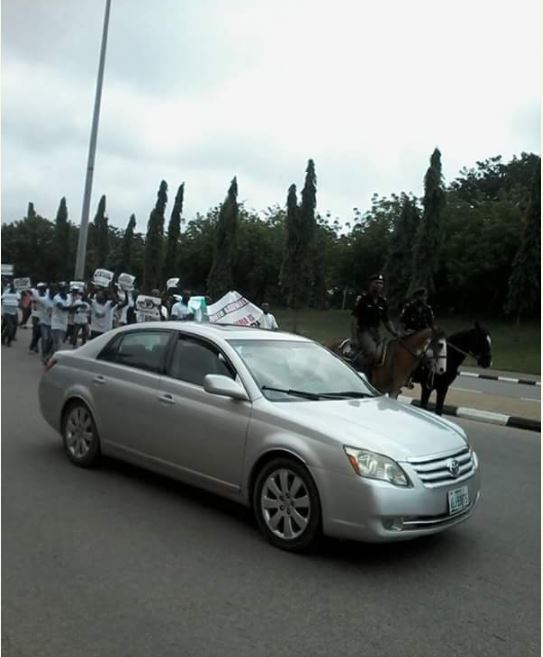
[167,335,236,386]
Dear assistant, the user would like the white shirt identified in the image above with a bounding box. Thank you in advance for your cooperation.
[171,300,192,320]
[119,294,134,325]
[34,292,54,325]
[258,312,278,330]
[1,291,20,315]
[51,294,73,331]
[74,301,90,325]
[90,299,115,333]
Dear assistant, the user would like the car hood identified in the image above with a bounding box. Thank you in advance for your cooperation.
[272,395,468,460]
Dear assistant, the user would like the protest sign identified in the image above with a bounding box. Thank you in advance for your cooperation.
[1,264,14,276]
[166,277,180,290]
[13,277,31,291]
[69,281,86,292]
[93,269,114,288]
[135,295,161,323]
[207,291,262,327]
[118,273,136,291]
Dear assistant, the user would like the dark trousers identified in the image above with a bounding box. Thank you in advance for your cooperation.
[19,307,32,327]
[29,317,41,351]
[89,330,103,340]
[71,324,88,346]
[2,314,17,345]
[40,324,53,362]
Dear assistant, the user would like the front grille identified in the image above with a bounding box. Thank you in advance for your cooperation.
[408,447,475,488]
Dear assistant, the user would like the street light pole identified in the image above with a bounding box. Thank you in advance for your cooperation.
[74,0,112,280]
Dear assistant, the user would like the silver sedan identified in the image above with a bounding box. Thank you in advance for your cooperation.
[39,323,480,551]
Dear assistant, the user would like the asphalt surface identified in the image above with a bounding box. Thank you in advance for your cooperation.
[451,376,540,401]
[2,340,541,657]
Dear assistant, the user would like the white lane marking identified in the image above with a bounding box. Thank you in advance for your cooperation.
[498,377,519,383]
[521,398,541,403]
[460,372,478,378]
[457,408,509,425]
[451,387,482,394]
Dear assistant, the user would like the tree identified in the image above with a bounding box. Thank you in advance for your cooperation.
[163,183,184,279]
[409,148,446,295]
[384,195,420,310]
[116,214,137,274]
[54,197,71,281]
[90,195,109,269]
[505,159,541,321]
[207,177,239,299]
[143,180,168,292]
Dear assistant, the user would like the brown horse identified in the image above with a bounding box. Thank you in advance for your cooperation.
[329,329,434,398]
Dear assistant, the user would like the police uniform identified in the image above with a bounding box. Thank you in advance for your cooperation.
[400,299,434,333]
[351,288,391,368]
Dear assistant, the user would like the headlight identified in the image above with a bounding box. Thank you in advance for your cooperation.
[344,447,410,487]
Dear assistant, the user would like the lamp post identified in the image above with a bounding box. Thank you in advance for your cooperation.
[74,0,112,280]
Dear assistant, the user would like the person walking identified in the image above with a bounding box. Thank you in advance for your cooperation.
[1,283,21,346]
[19,290,32,328]
[257,303,279,330]
[170,289,194,321]
[28,283,46,353]
[71,290,90,347]
[50,284,77,357]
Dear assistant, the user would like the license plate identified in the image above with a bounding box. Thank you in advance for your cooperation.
[448,486,470,515]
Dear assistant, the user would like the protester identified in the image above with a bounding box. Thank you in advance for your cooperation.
[50,284,77,357]
[89,285,124,339]
[118,289,136,326]
[19,290,32,328]
[28,284,44,353]
[1,283,21,346]
[33,286,54,362]
[257,302,279,330]
[71,290,90,347]
[170,289,194,321]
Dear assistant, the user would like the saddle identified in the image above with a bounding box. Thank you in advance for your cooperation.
[340,338,392,368]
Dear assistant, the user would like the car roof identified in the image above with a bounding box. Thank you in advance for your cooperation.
[129,321,311,342]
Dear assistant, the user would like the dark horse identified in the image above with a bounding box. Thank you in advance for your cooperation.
[417,322,492,415]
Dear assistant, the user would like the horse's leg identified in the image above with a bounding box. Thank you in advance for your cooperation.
[420,383,432,409]
[435,384,447,415]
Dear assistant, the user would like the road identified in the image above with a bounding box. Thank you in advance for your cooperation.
[452,375,540,401]
[2,340,540,657]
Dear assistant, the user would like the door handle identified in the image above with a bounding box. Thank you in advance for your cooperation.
[158,393,175,405]
[93,375,106,385]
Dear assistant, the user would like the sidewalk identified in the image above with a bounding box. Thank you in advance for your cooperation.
[400,383,540,422]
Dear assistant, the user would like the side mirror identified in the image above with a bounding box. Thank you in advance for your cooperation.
[203,374,249,401]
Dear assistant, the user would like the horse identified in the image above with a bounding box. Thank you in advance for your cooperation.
[329,328,438,398]
[416,322,492,415]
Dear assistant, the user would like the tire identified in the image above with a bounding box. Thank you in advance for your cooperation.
[253,457,322,552]
[62,402,101,468]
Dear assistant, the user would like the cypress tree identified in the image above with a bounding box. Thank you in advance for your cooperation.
[27,202,37,221]
[409,148,446,294]
[384,195,420,310]
[54,197,70,281]
[207,177,239,299]
[117,214,137,274]
[505,159,541,321]
[143,180,168,293]
[280,184,301,309]
[92,195,109,268]
[163,183,184,279]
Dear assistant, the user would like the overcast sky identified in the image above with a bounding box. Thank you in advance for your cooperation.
[2,0,541,232]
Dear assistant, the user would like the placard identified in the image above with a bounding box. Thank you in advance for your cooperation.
[92,268,114,288]
[69,281,86,292]
[1,264,14,276]
[118,273,136,291]
[135,295,161,323]
[166,277,180,290]
[13,277,31,291]
[207,291,262,327]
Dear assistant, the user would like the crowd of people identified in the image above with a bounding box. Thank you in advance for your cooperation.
[1,278,280,364]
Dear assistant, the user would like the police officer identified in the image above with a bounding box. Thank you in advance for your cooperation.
[400,287,434,334]
[351,274,398,379]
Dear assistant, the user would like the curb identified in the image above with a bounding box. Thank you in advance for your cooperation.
[398,395,541,433]
[459,371,541,387]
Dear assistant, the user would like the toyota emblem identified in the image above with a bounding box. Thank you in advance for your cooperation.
[447,459,460,477]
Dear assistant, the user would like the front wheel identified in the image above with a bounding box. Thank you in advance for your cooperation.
[62,402,101,467]
[253,457,322,552]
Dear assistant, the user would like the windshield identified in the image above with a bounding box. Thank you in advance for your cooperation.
[228,339,377,401]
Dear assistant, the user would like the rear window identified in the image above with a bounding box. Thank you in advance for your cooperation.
[98,330,172,374]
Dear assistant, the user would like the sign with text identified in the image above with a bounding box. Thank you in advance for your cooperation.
[92,269,114,288]
[207,291,262,327]
[118,273,136,291]
[135,295,161,323]
[13,277,31,291]
[1,264,14,276]
[69,281,86,292]
[166,277,180,290]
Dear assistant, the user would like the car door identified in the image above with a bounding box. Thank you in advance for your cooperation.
[90,329,174,458]
[155,332,252,495]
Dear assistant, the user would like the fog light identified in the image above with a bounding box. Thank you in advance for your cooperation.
[383,518,403,531]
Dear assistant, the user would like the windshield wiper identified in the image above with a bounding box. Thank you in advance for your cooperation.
[261,386,322,400]
[317,391,374,399]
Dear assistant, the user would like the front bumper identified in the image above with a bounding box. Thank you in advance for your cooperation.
[311,461,481,543]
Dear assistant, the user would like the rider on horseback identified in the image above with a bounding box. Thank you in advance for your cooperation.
[400,287,434,334]
[350,273,399,382]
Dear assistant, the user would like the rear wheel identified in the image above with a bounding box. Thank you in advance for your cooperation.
[253,457,322,552]
[62,402,101,467]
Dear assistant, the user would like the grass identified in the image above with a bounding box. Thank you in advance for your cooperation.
[273,309,541,375]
